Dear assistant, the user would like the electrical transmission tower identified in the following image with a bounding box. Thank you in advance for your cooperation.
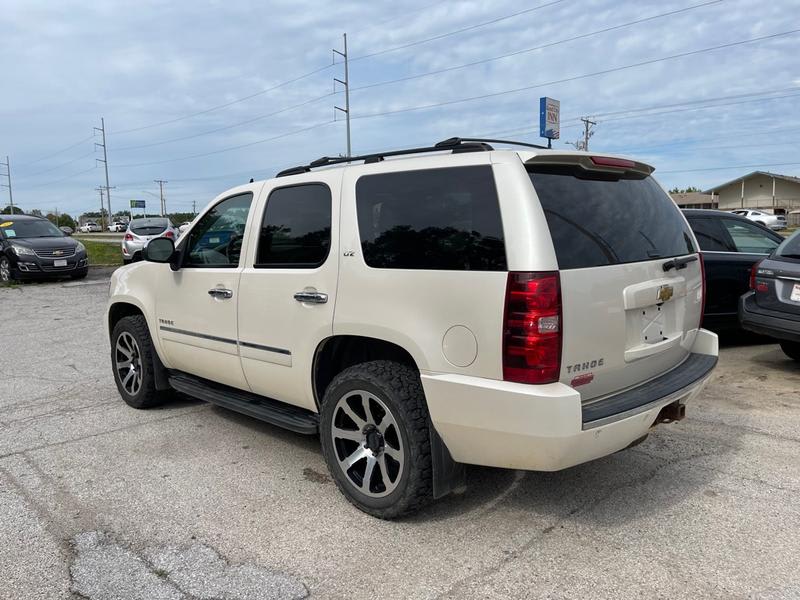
[95,187,106,229]
[333,33,352,157]
[154,179,168,216]
[94,117,114,222]
[0,156,12,213]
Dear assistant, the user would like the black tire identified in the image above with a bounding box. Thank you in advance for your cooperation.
[111,315,169,409]
[0,256,14,283]
[320,360,433,519]
[780,340,800,361]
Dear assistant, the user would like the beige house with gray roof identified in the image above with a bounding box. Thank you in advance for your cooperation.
[704,171,800,213]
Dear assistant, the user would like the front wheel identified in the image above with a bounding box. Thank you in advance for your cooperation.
[320,360,433,519]
[0,256,14,283]
[111,315,170,408]
[780,340,800,361]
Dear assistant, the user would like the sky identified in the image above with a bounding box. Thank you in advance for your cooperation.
[0,0,798,217]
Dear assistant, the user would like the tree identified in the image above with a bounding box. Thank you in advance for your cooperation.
[669,186,701,194]
[47,213,77,230]
[29,208,43,217]
[1,205,23,215]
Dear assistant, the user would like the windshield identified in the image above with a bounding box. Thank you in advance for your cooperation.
[774,230,800,259]
[0,219,65,239]
[528,165,695,269]
[130,218,169,236]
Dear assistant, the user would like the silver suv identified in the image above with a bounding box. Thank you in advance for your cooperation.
[106,138,718,518]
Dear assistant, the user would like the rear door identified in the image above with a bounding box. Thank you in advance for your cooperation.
[527,161,702,401]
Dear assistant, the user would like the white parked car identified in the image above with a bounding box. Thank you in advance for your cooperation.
[178,221,192,234]
[729,209,786,230]
[106,137,718,518]
[108,221,127,232]
[121,217,177,264]
[79,222,101,233]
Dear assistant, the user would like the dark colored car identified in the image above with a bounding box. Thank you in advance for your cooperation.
[0,215,89,282]
[740,230,800,360]
[683,209,783,330]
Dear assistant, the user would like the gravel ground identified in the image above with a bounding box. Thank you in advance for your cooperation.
[1,272,799,599]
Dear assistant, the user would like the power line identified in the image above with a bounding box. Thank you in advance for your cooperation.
[111,64,335,136]
[115,120,335,168]
[18,134,94,167]
[351,0,725,92]
[113,92,335,152]
[350,0,567,62]
[16,150,95,179]
[25,166,97,189]
[351,29,800,121]
[660,161,800,174]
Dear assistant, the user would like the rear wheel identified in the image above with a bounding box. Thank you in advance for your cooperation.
[779,341,800,361]
[320,360,433,519]
[111,315,170,408]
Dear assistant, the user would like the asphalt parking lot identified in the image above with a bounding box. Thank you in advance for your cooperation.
[2,272,799,600]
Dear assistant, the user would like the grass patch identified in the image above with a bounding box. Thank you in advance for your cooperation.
[82,239,123,266]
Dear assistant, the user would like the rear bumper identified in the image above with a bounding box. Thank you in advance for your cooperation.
[739,292,800,342]
[422,328,718,472]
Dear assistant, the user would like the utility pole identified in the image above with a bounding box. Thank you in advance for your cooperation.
[0,156,13,213]
[580,117,596,151]
[94,118,113,221]
[333,33,351,157]
[154,180,167,216]
[192,200,196,216]
[95,187,106,229]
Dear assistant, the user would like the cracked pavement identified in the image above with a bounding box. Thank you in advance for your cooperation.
[1,272,800,599]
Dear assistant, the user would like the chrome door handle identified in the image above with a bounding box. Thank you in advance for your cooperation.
[294,291,328,304]
[208,288,233,299]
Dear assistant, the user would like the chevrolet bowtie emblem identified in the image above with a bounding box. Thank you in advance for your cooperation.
[53,250,63,256]
[658,285,674,303]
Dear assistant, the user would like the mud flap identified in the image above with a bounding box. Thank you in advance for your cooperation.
[152,348,171,391]
[430,424,466,499]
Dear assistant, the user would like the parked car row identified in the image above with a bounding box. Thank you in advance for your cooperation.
[730,209,787,230]
[0,215,88,282]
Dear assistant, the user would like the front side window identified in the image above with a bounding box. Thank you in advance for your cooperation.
[355,166,506,271]
[255,184,331,268]
[184,193,253,267]
[720,218,781,254]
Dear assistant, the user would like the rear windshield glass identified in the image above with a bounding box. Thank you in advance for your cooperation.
[528,165,695,269]
[774,230,800,259]
[130,218,169,236]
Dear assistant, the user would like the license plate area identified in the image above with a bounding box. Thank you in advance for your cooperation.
[791,283,800,302]
[54,259,67,267]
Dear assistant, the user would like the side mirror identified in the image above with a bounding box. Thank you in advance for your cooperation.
[143,237,175,264]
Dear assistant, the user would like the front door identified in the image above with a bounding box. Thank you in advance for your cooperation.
[237,172,341,411]
[156,189,258,391]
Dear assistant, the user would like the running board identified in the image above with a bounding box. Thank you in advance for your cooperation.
[168,372,319,435]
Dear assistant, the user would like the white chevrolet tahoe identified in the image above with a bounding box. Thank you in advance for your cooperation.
[106,137,718,518]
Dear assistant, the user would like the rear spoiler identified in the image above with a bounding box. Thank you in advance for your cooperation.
[525,154,654,178]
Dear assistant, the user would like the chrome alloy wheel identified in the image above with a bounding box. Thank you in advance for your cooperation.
[115,332,143,396]
[330,390,404,498]
[0,257,10,282]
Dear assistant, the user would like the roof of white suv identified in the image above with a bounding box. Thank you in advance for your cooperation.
[274,137,653,180]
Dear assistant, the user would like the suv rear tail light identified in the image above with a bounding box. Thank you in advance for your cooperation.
[699,253,706,328]
[164,230,174,239]
[124,233,134,241]
[503,272,562,384]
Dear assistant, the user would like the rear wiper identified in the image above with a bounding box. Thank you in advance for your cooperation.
[662,255,698,272]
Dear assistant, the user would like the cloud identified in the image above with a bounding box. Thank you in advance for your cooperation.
[0,0,798,214]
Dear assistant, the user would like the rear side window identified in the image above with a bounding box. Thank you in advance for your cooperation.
[686,217,734,252]
[720,218,781,254]
[255,184,331,268]
[355,166,506,271]
[528,165,695,269]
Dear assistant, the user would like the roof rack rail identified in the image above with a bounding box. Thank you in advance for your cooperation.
[275,136,547,177]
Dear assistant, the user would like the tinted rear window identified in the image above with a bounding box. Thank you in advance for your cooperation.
[130,219,169,235]
[356,166,506,271]
[775,230,800,259]
[528,165,695,269]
